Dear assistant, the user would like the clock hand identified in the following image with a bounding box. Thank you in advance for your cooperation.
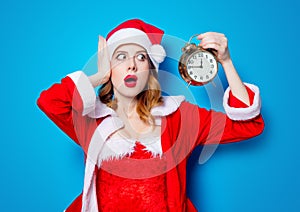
[200,59,203,68]
[189,66,202,68]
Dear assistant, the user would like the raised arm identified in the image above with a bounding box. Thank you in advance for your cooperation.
[198,32,250,105]
[37,72,98,151]
[37,36,111,151]
[179,32,264,146]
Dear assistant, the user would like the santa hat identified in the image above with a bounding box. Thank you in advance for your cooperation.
[106,19,166,71]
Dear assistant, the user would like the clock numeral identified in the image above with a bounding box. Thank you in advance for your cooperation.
[210,59,213,63]
[198,53,203,57]
[211,64,214,68]
[206,75,209,79]
[206,55,208,59]
[189,71,193,75]
[188,60,194,64]
[193,55,197,59]
[194,75,197,79]
[209,70,213,74]
[200,76,203,80]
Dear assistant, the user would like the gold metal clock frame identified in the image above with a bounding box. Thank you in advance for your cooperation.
[178,34,218,86]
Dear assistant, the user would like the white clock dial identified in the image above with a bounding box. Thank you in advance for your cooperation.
[186,51,217,83]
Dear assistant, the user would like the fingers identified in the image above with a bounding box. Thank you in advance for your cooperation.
[197,32,230,63]
[198,32,227,49]
[201,43,221,52]
[97,35,111,85]
[198,32,226,42]
[197,32,225,39]
[98,35,107,54]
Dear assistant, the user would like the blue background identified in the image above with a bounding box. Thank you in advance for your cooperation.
[1,0,299,211]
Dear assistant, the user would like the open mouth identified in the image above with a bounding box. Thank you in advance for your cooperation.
[124,75,138,87]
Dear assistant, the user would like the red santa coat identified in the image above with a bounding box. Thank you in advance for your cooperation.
[37,71,264,211]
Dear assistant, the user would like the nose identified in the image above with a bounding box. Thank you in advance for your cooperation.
[127,56,137,72]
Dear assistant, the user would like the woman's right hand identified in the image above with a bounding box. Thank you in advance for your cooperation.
[89,35,111,87]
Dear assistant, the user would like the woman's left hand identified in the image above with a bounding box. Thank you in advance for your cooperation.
[197,32,231,65]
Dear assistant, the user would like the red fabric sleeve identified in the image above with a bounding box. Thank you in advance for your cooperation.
[65,193,82,212]
[228,86,255,108]
[175,89,264,148]
[197,107,264,145]
[37,76,98,152]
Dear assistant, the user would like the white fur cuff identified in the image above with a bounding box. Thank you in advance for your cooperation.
[67,71,96,116]
[223,83,261,121]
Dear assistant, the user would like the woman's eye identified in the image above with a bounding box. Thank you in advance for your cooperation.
[136,54,146,61]
[116,53,126,60]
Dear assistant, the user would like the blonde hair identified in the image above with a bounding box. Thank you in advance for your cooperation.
[98,60,163,124]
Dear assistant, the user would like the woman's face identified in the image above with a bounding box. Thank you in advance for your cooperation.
[111,44,150,99]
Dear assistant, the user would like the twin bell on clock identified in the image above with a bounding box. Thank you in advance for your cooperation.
[178,34,218,86]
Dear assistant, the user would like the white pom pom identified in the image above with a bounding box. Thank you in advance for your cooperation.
[149,44,166,63]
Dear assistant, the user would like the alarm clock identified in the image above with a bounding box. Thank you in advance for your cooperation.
[179,34,218,86]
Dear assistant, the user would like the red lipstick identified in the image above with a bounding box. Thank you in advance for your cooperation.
[124,75,138,88]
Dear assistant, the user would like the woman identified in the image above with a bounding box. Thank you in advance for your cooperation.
[37,19,264,211]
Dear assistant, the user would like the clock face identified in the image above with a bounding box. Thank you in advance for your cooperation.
[186,51,218,83]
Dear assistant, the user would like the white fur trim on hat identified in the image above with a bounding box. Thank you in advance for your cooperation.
[106,28,166,71]
[149,44,166,64]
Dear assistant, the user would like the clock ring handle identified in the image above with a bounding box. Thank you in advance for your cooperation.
[182,34,202,52]
[188,34,218,56]
[188,34,201,44]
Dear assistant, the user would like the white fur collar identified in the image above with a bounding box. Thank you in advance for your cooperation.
[87,95,185,119]
[99,136,162,162]
[86,95,185,164]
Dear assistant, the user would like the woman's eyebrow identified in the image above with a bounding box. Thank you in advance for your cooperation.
[136,50,147,54]
[113,50,147,56]
[114,50,127,54]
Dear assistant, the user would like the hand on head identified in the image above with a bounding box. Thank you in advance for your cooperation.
[97,35,111,85]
